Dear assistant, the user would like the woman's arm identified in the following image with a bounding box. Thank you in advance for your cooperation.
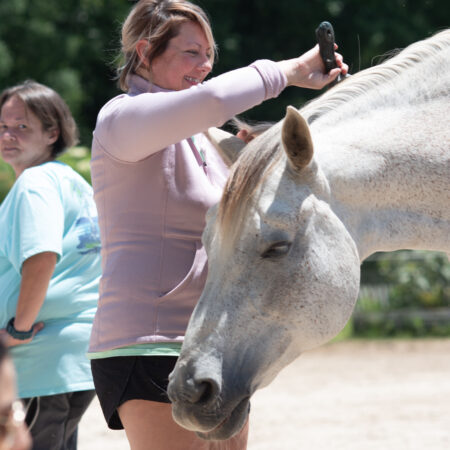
[95,61,285,163]
[96,45,347,163]
[2,252,56,347]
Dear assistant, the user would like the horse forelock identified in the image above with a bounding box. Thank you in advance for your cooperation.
[218,125,283,243]
[216,29,450,243]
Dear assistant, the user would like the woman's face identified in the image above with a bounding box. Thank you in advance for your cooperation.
[0,358,31,450]
[150,21,213,91]
[0,95,57,178]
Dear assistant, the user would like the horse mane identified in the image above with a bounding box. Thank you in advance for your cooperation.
[301,29,450,125]
[230,116,275,138]
[217,30,450,239]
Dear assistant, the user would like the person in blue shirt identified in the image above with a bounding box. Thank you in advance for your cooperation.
[0,81,101,450]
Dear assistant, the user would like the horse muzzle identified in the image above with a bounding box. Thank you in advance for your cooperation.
[167,357,251,440]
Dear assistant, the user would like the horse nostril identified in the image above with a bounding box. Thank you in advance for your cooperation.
[168,358,223,407]
[185,377,219,405]
[198,378,219,404]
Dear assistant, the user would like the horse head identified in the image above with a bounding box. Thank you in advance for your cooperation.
[168,106,361,440]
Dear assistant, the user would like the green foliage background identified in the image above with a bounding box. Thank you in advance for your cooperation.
[0,0,449,337]
[1,0,448,145]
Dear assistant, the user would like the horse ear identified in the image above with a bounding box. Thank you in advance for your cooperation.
[282,106,314,171]
[205,127,246,167]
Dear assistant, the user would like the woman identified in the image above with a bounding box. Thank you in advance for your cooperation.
[0,81,101,450]
[0,340,31,450]
[88,1,347,449]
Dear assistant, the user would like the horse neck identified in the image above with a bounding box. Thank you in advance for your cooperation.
[313,103,450,261]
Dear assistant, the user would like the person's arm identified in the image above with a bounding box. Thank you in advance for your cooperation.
[1,171,64,347]
[2,252,56,347]
[96,44,347,164]
[95,61,285,163]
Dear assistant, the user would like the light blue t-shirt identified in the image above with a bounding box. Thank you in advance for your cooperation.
[0,161,101,398]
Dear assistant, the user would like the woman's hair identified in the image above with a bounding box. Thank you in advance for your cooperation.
[0,80,78,157]
[118,0,216,91]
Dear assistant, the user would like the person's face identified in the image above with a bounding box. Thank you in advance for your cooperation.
[150,21,213,91]
[0,358,31,450]
[0,95,57,178]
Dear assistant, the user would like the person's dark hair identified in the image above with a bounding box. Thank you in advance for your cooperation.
[0,81,78,157]
[118,0,216,91]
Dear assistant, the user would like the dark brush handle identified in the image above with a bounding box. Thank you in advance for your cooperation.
[315,21,346,85]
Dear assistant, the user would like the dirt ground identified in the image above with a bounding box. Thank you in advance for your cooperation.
[78,339,450,449]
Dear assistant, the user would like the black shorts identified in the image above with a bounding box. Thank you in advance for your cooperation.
[91,355,178,430]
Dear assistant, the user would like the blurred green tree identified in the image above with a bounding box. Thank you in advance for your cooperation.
[0,0,129,145]
[1,0,447,144]
[378,251,450,309]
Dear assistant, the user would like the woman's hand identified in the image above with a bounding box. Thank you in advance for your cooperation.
[1,251,55,347]
[0,322,44,347]
[278,44,348,89]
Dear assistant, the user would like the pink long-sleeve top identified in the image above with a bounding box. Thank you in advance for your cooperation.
[88,60,287,353]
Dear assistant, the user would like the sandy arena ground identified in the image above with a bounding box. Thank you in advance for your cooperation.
[78,339,450,449]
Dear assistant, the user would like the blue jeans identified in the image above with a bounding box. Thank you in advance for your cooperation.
[22,390,95,450]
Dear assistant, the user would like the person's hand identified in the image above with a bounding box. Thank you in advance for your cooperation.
[0,322,44,347]
[278,44,348,90]
[236,129,254,144]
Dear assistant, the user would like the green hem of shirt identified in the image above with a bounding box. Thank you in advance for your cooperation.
[87,343,182,359]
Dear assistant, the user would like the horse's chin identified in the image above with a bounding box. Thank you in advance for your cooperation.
[194,398,250,441]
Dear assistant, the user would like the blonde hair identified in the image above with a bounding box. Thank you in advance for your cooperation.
[118,0,216,91]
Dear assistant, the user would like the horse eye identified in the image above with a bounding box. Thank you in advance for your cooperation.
[261,241,292,259]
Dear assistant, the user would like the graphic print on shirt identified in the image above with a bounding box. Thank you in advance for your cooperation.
[75,216,101,255]
[69,177,101,255]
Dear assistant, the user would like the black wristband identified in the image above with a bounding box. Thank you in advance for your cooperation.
[6,317,34,340]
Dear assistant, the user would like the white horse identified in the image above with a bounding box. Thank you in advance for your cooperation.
[167,30,450,440]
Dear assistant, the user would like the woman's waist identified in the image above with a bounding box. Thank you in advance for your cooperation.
[9,319,93,358]
[99,256,207,304]
[0,301,96,328]
[89,294,199,353]
[100,220,206,246]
